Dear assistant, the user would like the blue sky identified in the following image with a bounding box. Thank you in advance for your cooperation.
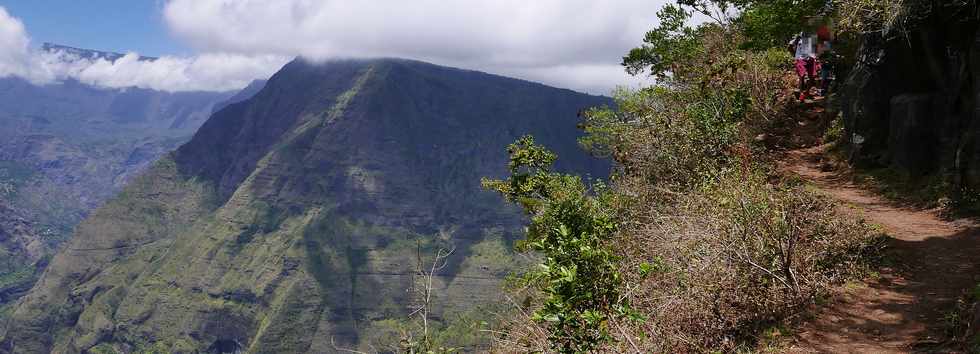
[1,0,185,56]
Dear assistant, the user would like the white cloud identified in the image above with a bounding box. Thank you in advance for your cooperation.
[0,6,287,92]
[0,7,47,83]
[162,0,666,94]
[0,2,669,94]
[505,64,652,98]
[47,51,288,92]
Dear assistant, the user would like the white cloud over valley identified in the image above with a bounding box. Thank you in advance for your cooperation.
[0,6,287,92]
[0,1,668,94]
[52,52,288,92]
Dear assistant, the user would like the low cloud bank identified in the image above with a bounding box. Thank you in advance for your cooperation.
[162,0,661,94]
[0,6,286,92]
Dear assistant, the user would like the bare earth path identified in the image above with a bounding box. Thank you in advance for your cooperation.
[783,145,980,354]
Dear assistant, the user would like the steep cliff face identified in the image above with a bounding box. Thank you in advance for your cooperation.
[0,58,610,353]
[841,2,980,189]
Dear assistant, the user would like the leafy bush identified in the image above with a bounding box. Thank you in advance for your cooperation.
[483,136,633,353]
[622,4,707,80]
[834,0,904,34]
[738,0,826,50]
[579,85,745,193]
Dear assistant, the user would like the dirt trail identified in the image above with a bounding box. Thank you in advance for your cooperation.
[783,145,980,353]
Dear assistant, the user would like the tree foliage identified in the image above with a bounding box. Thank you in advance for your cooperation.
[623,0,827,78]
[483,136,632,353]
[738,0,826,50]
[622,4,705,79]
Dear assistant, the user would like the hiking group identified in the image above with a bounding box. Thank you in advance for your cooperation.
[790,22,836,102]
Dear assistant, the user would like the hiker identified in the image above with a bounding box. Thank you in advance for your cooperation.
[816,23,835,96]
[817,39,835,96]
[789,31,818,101]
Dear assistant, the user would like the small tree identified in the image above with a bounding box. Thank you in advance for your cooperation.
[482,136,631,353]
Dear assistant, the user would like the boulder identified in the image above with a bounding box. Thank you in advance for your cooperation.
[888,94,938,176]
[971,302,980,346]
[841,1,980,189]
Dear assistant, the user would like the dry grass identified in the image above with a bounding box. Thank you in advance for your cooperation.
[486,24,884,353]
[490,168,883,353]
[608,169,881,352]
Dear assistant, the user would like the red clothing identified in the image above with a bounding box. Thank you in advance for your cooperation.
[795,57,818,78]
[817,25,832,41]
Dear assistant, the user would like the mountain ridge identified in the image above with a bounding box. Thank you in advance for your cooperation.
[41,43,158,62]
[1,57,611,353]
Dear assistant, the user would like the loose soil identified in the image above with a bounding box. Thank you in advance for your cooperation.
[783,145,980,353]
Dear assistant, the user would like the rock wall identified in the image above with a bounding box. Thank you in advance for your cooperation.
[842,1,980,189]
[972,301,980,349]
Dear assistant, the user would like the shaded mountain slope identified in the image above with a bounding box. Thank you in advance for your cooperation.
[211,79,267,114]
[0,58,610,353]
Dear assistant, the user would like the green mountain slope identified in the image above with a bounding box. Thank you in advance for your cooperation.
[0,58,610,353]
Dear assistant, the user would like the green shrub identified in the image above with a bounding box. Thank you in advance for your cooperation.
[483,136,633,353]
[823,113,844,144]
[738,0,825,50]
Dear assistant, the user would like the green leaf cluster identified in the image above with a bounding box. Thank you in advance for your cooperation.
[483,136,629,353]
[622,4,705,79]
[623,0,826,78]
[737,0,826,50]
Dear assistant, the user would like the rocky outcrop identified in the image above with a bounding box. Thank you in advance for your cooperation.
[972,302,980,342]
[0,204,45,264]
[841,1,980,190]
[0,201,46,327]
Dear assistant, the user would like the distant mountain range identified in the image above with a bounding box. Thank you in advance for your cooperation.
[0,44,268,327]
[1,57,610,353]
[41,43,157,62]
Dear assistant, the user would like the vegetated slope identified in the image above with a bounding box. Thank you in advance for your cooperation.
[0,58,610,353]
[0,203,42,317]
[0,45,251,323]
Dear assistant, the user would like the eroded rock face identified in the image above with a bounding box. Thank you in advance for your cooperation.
[841,2,980,188]
[0,204,45,306]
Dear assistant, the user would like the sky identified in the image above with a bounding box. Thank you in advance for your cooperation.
[0,0,667,94]
[0,1,186,56]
